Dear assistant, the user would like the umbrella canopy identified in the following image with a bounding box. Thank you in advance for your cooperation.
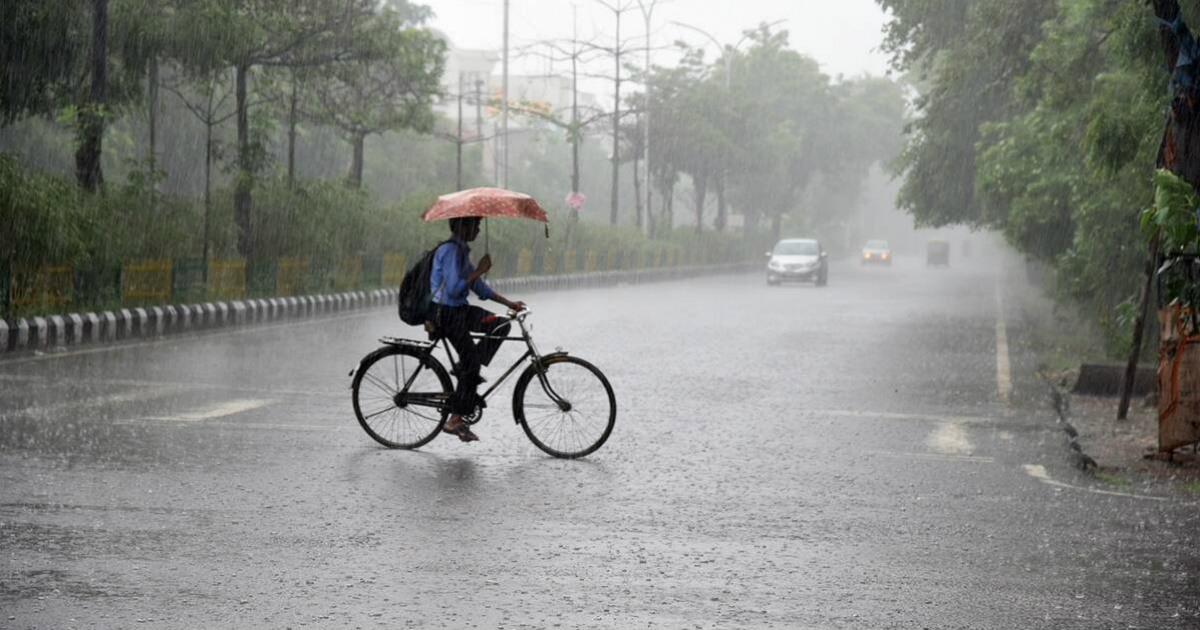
[421,187,549,223]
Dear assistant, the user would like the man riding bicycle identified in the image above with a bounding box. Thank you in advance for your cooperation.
[432,217,525,442]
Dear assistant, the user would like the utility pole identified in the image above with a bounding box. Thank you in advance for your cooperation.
[456,72,464,191]
[609,2,623,225]
[502,0,510,189]
[637,0,656,236]
[475,78,483,141]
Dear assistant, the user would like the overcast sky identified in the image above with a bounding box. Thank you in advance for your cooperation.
[421,0,895,85]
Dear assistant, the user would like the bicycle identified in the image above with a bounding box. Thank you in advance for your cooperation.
[350,309,616,459]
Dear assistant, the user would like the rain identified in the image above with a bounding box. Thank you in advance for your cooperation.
[2,0,1200,627]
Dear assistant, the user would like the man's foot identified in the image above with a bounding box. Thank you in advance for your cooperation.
[443,417,479,442]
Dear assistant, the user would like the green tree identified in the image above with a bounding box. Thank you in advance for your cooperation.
[305,9,445,188]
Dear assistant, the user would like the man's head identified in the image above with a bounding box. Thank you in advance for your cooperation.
[449,217,482,242]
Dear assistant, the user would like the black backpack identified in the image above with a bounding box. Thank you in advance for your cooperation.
[398,240,453,325]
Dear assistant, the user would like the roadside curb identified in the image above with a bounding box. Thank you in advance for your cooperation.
[0,262,756,358]
[1043,377,1100,471]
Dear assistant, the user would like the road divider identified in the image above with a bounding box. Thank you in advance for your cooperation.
[0,262,756,358]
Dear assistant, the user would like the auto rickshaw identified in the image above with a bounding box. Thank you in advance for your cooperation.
[926,239,950,267]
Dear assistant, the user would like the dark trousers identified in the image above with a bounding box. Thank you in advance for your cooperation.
[434,305,511,414]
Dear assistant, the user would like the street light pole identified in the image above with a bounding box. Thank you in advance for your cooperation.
[501,0,511,188]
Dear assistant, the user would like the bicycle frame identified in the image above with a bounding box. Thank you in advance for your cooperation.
[393,310,571,416]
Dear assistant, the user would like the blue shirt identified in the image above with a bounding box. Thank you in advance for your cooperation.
[430,236,494,306]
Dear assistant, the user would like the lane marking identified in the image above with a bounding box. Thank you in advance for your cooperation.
[866,450,994,464]
[0,372,342,399]
[927,422,974,455]
[814,409,1017,427]
[112,419,347,432]
[995,284,1012,405]
[139,399,275,423]
[1023,464,1166,501]
[2,386,183,419]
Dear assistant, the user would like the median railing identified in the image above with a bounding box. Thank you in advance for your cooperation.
[0,250,756,356]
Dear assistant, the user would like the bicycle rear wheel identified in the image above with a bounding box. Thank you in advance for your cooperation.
[352,345,451,449]
[513,355,616,459]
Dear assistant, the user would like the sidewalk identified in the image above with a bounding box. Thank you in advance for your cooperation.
[1054,379,1200,491]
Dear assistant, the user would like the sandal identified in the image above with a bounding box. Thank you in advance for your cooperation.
[442,424,479,442]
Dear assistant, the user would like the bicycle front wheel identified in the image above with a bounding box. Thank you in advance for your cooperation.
[352,345,451,449]
[513,355,616,459]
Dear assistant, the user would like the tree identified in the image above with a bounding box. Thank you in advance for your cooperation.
[174,0,385,257]
[878,0,1056,227]
[304,8,444,188]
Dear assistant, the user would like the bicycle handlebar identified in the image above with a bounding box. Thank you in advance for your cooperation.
[509,307,532,322]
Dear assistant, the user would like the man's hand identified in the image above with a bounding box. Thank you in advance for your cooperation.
[508,300,526,313]
[476,254,493,275]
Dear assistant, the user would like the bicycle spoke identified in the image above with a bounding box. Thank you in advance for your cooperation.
[354,348,449,449]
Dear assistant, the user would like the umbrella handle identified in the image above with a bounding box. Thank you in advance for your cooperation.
[484,218,490,276]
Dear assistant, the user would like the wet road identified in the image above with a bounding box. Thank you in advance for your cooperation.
[2,253,1199,629]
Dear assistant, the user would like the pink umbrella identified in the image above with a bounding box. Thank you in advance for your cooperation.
[421,187,548,223]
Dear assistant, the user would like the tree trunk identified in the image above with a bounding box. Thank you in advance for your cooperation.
[745,209,760,244]
[665,180,674,231]
[771,211,783,244]
[75,0,107,192]
[715,174,727,232]
[348,133,366,188]
[287,76,298,188]
[633,150,642,230]
[148,55,158,178]
[693,172,708,235]
[234,63,253,258]
[203,118,213,276]
[609,13,621,225]
[1119,229,1161,419]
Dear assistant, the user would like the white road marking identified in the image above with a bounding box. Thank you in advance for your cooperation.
[814,409,1005,427]
[140,399,274,423]
[113,418,344,432]
[1022,464,1166,501]
[927,422,974,455]
[3,386,183,418]
[995,284,1012,404]
[866,450,994,464]
[0,372,341,399]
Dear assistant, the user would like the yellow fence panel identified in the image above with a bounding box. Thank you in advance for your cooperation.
[542,250,557,275]
[564,249,577,273]
[606,249,616,271]
[381,253,407,287]
[585,251,597,272]
[518,249,533,275]
[335,254,362,290]
[208,259,246,300]
[10,266,73,308]
[275,257,307,296]
[122,259,171,303]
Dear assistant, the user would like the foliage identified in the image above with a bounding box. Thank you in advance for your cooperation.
[879,0,1200,356]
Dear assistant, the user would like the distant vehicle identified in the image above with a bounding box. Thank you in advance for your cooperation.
[862,239,892,266]
[766,238,828,287]
[927,239,950,267]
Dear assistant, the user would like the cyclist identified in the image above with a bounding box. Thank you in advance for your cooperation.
[432,217,525,442]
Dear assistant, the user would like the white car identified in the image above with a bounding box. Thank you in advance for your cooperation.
[766,239,828,286]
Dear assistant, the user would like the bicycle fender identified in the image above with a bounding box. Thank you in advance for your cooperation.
[513,351,572,423]
[533,351,571,367]
[349,346,398,386]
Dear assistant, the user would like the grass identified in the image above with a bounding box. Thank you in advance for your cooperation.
[1184,481,1200,494]
[1092,470,1132,487]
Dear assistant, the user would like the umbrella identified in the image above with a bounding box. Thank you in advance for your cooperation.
[422,187,548,223]
[422,187,549,255]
